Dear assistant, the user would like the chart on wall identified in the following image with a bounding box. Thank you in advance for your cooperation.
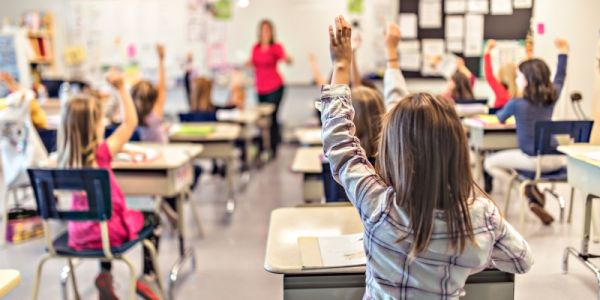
[398,0,534,78]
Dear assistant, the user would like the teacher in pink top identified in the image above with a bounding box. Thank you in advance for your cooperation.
[248,19,292,158]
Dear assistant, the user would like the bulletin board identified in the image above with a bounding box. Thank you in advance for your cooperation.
[398,0,534,78]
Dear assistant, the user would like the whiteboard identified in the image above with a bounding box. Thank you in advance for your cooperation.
[66,0,398,85]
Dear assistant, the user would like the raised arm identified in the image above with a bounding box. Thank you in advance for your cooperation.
[0,72,21,93]
[383,22,409,110]
[484,40,509,97]
[307,53,327,87]
[488,202,533,273]
[106,69,138,156]
[495,99,516,123]
[553,38,569,97]
[322,16,390,223]
[152,44,167,118]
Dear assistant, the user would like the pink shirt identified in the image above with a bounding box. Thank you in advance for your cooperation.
[68,142,144,250]
[251,43,285,94]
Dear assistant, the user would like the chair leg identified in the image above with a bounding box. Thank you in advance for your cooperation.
[66,259,81,300]
[60,264,70,300]
[505,175,517,216]
[543,187,566,223]
[143,239,166,298]
[119,256,138,300]
[518,181,529,232]
[568,187,576,224]
[32,254,53,300]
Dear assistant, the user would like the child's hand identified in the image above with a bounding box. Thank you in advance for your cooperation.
[156,44,165,61]
[329,16,353,68]
[554,38,569,54]
[485,39,496,54]
[308,52,317,63]
[384,22,401,51]
[106,68,125,90]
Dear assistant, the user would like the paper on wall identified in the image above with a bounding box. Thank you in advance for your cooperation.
[421,39,445,76]
[419,0,442,29]
[400,52,422,71]
[491,0,513,15]
[398,13,418,39]
[399,40,420,52]
[464,14,484,57]
[445,0,467,14]
[438,53,459,79]
[445,16,464,39]
[467,0,489,14]
[513,0,532,9]
[447,39,464,52]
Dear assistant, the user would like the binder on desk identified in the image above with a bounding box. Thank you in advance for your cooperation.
[298,233,366,269]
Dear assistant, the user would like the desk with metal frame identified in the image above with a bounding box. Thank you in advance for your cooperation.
[264,205,515,300]
[294,127,322,146]
[559,144,600,300]
[169,122,241,213]
[112,142,203,300]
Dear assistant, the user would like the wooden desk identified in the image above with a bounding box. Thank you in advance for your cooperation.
[463,117,517,180]
[0,269,20,298]
[265,206,515,300]
[112,142,202,300]
[170,122,241,213]
[291,147,323,202]
[294,127,322,146]
[559,144,600,299]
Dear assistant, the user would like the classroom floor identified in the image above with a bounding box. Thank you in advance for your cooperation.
[2,86,600,299]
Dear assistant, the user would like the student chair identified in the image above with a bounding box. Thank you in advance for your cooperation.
[37,128,57,154]
[27,168,164,300]
[104,124,141,141]
[504,120,594,231]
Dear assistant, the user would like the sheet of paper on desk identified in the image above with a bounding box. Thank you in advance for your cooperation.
[584,151,600,162]
[419,0,442,29]
[318,233,366,268]
[467,0,489,13]
[491,0,513,15]
[445,0,467,13]
[513,0,532,9]
[116,144,160,163]
[464,14,484,57]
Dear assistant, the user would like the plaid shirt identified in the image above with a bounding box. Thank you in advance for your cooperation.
[320,84,533,300]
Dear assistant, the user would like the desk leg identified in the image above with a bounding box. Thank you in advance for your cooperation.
[225,155,236,214]
[473,148,483,182]
[583,195,594,256]
[261,117,272,163]
[168,192,197,300]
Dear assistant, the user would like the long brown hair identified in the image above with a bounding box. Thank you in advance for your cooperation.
[131,80,158,126]
[191,77,214,111]
[451,71,474,100]
[57,95,103,168]
[351,86,384,158]
[258,19,275,45]
[376,93,476,257]
[519,58,557,106]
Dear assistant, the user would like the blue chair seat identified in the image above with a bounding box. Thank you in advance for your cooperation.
[51,225,155,257]
[516,167,568,181]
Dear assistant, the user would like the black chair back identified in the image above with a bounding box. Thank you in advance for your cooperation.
[534,120,594,155]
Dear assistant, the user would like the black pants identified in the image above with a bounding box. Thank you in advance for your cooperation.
[100,212,160,276]
[184,71,193,109]
[258,86,285,158]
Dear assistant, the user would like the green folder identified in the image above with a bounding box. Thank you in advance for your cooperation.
[175,124,216,137]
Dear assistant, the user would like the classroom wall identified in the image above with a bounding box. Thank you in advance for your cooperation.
[532,0,600,119]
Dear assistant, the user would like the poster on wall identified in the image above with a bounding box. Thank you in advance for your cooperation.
[464,14,484,57]
[419,0,442,29]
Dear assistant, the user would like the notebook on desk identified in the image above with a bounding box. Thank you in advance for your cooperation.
[171,124,216,137]
[298,233,366,269]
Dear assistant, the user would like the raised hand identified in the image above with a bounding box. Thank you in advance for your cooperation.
[485,39,496,54]
[0,72,20,92]
[329,16,352,67]
[106,68,125,90]
[156,44,165,61]
[554,38,569,54]
[328,15,352,85]
[384,22,401,52]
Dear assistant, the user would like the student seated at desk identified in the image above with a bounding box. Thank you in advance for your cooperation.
[0,72,48,130]
[57,69,162,299]
[483,39,518,109]
[321,17,532,299]
[441,58,476,103]
[484,38,569,225]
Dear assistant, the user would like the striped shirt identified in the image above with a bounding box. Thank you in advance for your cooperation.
[320,84,533,300]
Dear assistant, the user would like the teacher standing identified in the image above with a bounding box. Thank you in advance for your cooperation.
[249,19,292,159]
